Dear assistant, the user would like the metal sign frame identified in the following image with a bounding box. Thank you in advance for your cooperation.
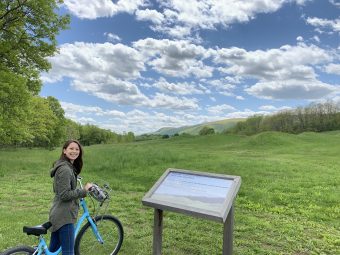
[142,168,241,255]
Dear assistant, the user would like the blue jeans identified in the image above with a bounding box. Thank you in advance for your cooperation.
[49,223,75,255]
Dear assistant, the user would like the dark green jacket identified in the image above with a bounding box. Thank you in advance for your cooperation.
[49,159,87,232]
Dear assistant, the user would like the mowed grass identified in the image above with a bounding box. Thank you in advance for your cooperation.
[0,132,339,254]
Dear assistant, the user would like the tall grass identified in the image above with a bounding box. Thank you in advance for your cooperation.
[0,132,339,254]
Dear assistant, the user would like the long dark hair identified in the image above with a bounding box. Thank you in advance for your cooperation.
[59,140,83,175]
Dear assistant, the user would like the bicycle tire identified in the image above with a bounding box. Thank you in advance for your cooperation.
[75,215,123,255]
[1,246,35,255]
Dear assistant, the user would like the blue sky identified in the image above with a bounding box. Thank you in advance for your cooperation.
[41,0,340,134]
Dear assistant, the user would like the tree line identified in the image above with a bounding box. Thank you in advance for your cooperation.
[0,1,134,148]
[227,101,340,135]
[0,88,135,148]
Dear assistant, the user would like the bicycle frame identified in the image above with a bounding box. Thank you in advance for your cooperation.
[33,182,104,255]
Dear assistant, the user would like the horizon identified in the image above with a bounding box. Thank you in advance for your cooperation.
[40,0,340,135]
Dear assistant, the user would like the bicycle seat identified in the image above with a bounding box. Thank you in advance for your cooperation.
[23,222,52,236]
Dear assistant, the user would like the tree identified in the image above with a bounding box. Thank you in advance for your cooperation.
[243,115,263,135]
[46,96,66,146]
[162,134,170,139]
[126,131,135,142]
[199,126,215,135]
[230,101,340,136]
[0,70,30,145]
[64,119,81,141]
[0,0,70,94]
[26,96,58,148]
[0,0,70,147]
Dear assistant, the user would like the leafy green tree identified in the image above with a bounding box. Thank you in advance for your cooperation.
[46,96,65,119]
[102,129,118,143]
[126,131,135,142]
[26,96,58,147]
[0,70,30,145]
[199,126,215,135]
[64,119,81,141]
[230,101,340,136]
[0,0,70,94]
[0,0,70,147]
[79,124,106,145]
[46,96,66,146]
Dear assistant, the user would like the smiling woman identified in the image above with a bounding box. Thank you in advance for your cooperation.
[63,142,80,163]
[48,140,92,255]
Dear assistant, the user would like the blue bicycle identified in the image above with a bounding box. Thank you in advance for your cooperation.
[2,178,124,255]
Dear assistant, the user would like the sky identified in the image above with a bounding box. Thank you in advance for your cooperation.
[40,0,340,134]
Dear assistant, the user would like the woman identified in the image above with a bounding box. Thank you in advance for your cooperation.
[49,140,92,255]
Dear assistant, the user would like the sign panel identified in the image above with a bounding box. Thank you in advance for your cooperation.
[142,168,241,222]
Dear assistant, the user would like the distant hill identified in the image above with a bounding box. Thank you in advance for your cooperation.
[152,118,245,136]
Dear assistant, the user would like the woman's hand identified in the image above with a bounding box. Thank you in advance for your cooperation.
[84,183,93,191]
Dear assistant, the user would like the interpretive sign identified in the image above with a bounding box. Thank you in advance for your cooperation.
[142,168,241,255]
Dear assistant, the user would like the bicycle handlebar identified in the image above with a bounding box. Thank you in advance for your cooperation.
[77,177,110,203]
[89,184,108,202]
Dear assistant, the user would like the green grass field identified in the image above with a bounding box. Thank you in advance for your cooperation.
[0,132,339,254]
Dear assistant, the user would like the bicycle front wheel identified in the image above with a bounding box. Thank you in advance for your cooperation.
[2,245,35,255]
[75,215,123,255]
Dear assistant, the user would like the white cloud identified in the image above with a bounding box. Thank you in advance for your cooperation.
[150,93,199,110]
[312,35,320,43]
[258,105,292,111]
[63,0,146,19]
[223,109,269,119]
[43,39,338,109]
[211,43,336,100]
[207,104,236,115]
[44,42,145,81]
[329,0,340,8]
[61,102,103,114]
[306,17,340,34]
[150,0,309,38]
[61,102,125,117]
[104,32,121,43]
[78,117,96,124]
[324,63,340,75]
[205,79,239,97]
[63,0,307,39]
[133,38,213,78]
[213,44,332,81]
[296,36,304,42]
[135,9,165,24]
[42,41,150,105]
[43,41,201,110]
[71,78,148,106]
[153,77,206,95]
[245,80,337,99]
[208,79,236,90]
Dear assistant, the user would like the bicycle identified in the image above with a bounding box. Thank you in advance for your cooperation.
[1,177,124,255]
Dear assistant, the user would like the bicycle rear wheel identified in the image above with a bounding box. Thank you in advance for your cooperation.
[2,245,35,255]
[75,215,123,255]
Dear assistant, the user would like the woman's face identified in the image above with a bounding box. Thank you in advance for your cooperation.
[63,142,80,162]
